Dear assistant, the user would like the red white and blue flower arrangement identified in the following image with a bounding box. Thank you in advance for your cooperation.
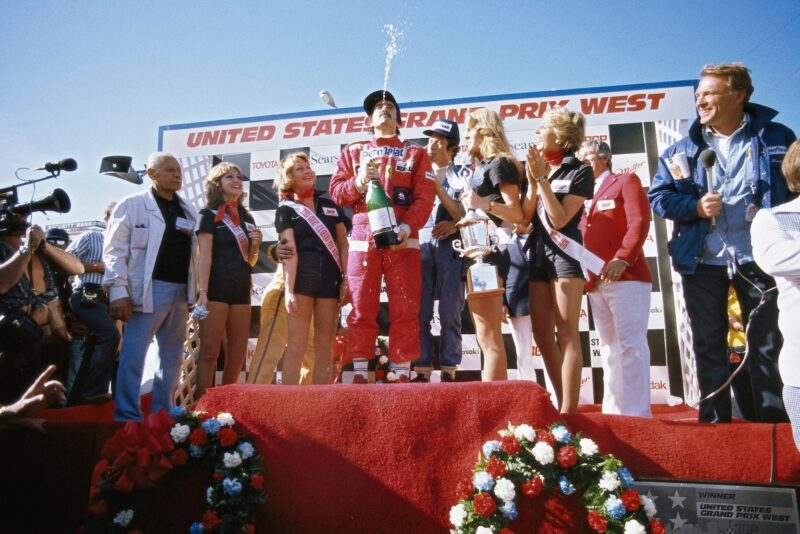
[82,407,266,533]
[450,422,666,534]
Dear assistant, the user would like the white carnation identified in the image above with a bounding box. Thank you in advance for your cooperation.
[170,423,191,444]
[598,470,621,492]
[449,504,467,527]
[476,527,494,534]
[579,438,598,456]
[640,495,657,518]
[532,441,554,464]
[624,519,646,534]
[112,509,133,527]
[379,355,389,365]
[223,451,242,468]
[513,424,536,442]
[216,412,235,427]
[494,478,516,502]
[386,371,397,382]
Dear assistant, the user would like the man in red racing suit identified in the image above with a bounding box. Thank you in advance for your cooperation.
[329,90,435,382]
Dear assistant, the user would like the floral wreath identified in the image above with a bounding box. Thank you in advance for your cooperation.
[82,407,266,533]
[450,422,666,534]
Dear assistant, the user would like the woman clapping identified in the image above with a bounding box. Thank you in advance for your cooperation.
[522,107,593,413]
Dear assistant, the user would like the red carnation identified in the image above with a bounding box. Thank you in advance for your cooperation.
[536,429,555,446]
[587,510,608,532]
[202,510,222,530]
[198,413,213,422]
[556,444,577,468]
[88,498,107,517]
[521,476,543,497]
[246,525,255,534]
[456,476,474,500]
[485,457,507,478]
[500,435,521,455]
[250,474,265,490]
[620,489,641,511]
[213,471,224,481]
[472,492,497,517]
[499,529,514,534]
[217,427,238,447]
[169,448,189,466]
[189,428,207,446]
[650,519,666,534]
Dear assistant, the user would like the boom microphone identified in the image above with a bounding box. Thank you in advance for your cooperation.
[40,158,78,173]
[10,188,71,216]
[698,148,717,229]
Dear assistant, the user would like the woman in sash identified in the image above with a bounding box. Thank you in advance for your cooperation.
[522,107,593,413]
[274,152,348,385]
[195,162,262,398]
[460,108,525,381]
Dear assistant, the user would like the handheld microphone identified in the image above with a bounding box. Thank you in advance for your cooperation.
[40,158,78,173]
[698,148,717,229]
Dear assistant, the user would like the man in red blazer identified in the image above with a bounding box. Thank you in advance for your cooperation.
[579,140,652,416]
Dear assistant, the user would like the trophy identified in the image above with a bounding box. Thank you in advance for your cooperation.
[452,209,504,300]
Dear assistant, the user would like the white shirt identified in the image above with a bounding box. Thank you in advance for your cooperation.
[751,197,800,387]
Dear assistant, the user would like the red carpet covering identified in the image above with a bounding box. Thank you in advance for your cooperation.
[1,382,798,533]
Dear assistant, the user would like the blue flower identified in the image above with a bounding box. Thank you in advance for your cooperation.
[201,418,221,435]
[223,477,243,496]
[558,475,576,495]
[605,495,626,520]
[482,440,501,457]
[617,467,635,488]
[500,501,518,520]
[189,445,204,459]
[169,406,186,418]
[551,425,572,443]
[206,486,215,504]
[189,522,204,534]
[237,441,255,460]
[472,471,495,491]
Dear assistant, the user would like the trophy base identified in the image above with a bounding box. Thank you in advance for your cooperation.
[465,262,504,301]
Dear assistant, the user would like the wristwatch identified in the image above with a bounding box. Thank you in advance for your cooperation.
[535,176,548,184]
[18,245,33,256]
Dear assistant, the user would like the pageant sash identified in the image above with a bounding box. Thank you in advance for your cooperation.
[536,195,604,276]
[280,199,342,270]
[220,213,251,264]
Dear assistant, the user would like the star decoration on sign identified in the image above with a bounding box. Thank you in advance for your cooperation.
[670,511,688,530]
[668,489,687,508]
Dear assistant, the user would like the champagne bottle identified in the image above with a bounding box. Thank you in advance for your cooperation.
[366,162,399,249]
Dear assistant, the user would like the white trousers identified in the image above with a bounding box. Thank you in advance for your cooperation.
[508,315,534,381]
[588,280,652,417]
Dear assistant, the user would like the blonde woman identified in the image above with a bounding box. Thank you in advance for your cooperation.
[274,152,348,385]
[460,108,525,381]
[523,107,593,413]
[195,162,262,399]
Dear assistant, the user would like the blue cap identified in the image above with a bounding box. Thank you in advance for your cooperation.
[423,119,460,144]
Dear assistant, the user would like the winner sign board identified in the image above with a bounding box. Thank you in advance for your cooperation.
[159,80,698,402]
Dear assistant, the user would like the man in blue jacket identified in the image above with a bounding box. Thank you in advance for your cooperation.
[648,63,795,423]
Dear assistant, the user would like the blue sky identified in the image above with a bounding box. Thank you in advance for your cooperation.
[1,0,798,225]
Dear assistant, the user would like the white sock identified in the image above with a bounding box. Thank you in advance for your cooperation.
[353,358,369,379]
[393,361,410,379]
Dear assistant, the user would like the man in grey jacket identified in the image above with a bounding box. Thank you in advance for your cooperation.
[104,152,197,421]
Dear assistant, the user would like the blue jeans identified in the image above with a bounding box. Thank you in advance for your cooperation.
[682,263,787,423]
[417,239,465,370]
[114,281,188,421]
[69,290,120,402]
